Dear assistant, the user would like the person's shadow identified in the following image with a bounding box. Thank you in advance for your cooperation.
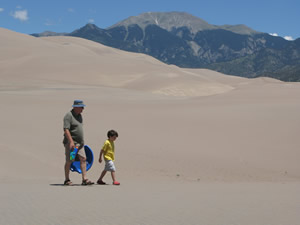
[50,183,82,186]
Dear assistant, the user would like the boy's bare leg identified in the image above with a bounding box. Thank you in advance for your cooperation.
[111,171,116,182]
[111,172,120,185]
[99,170,107,181]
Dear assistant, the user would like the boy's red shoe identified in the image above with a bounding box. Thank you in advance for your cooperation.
[113,181,120,185]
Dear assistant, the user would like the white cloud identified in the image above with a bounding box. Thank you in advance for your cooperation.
[68,8,75,13]
[12,9,28,21]
[0,8,4,12]
[269,33,294,41]
[88,19,95,23]
[284,36,294,41]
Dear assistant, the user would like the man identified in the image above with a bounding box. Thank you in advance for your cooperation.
[63,100,94,185]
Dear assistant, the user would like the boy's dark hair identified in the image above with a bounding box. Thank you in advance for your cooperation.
[107,129,118,138]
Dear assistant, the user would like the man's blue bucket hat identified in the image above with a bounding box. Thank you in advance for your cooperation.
[72,100,86,107]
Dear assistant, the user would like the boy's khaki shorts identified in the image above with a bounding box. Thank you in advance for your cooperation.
[65,144,86,162]
[104,160,116,172]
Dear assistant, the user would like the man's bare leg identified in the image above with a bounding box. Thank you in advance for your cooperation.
[64,161,72,185]
[79,155,87,181]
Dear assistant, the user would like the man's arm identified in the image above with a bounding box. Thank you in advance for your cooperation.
[64,128,75,150]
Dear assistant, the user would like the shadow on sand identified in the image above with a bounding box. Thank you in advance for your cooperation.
[50,183,83,187]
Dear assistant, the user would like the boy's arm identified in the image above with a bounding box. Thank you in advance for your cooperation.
[99,149,104,163]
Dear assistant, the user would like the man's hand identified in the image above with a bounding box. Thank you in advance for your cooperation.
[69,141,75,151]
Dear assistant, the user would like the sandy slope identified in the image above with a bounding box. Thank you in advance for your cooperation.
[0,27,241,96]
[0,28,300,225]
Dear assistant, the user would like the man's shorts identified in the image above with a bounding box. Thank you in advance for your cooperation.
[65,144,86,162]
[104,160,116,172]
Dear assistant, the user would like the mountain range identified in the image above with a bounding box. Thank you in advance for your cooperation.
[32,12,300,81]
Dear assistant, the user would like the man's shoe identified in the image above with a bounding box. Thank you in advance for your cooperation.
[81,179,94,185]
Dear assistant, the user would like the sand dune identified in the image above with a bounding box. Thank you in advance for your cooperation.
[1,28,246,97]
[1,28,300,225]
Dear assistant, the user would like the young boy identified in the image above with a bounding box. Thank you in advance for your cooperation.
[97,130,120,185]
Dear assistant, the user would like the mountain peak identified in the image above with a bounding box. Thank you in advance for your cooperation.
[109,11,258,35]
[69,23,104,36]
[85,23,99,29]
[110,11,213,33]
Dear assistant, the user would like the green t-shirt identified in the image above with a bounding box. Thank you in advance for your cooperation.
[63,110,84,145]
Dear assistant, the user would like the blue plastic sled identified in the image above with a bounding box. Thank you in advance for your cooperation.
[70,145,94,174]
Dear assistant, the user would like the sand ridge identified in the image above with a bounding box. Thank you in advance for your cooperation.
[1,27,248,97]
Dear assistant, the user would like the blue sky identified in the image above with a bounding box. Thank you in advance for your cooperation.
[0,0,299,40]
